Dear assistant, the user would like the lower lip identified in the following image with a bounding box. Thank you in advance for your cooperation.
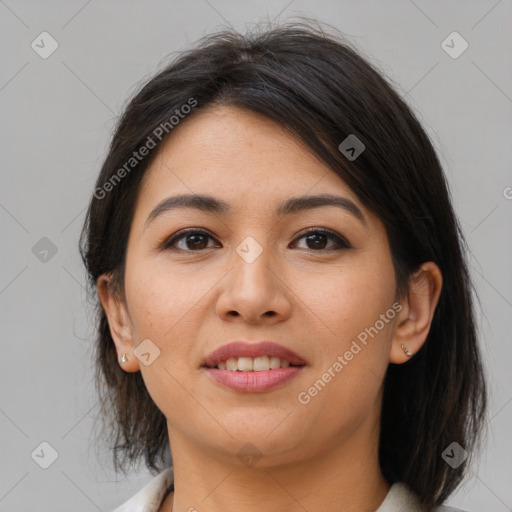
[203,366,305,392]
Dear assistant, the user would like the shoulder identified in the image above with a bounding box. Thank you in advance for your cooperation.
[110,466,174,512]
[377,483,469,512]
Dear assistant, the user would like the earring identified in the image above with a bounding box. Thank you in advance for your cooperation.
[120,353,128,364]
[401,344,412,357]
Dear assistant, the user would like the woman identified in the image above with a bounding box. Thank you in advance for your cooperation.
[80,20,487,512]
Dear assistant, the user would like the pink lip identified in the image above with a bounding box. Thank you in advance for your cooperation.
[202,341,307,368]
[201,341,307,393]
[204,366,305,392]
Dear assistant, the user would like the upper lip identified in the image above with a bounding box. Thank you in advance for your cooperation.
[202,341,307,368]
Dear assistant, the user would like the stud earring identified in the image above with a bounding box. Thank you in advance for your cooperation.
[401,344,412,357]
[120,353,128,364]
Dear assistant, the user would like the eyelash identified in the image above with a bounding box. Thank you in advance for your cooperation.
[161,227,351,252]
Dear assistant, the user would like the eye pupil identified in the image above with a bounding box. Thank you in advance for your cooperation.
[187,234,208,249]
[306,233,327,250]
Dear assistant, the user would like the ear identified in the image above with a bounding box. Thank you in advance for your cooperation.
[390,262,443,364]
[97,274,140,373]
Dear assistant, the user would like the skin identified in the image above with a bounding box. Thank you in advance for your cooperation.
[98,106,442,512]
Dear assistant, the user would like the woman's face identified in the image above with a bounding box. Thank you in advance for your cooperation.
[113,105,401,467]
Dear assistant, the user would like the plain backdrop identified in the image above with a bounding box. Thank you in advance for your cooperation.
[1,1,511,511]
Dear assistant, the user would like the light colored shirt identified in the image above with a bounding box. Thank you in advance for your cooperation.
[110,466,467,512]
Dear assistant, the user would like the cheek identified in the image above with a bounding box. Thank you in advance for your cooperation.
[292,259,396,439]
[123,263,204,415]
[295,253,397,349]
[125,261,206,340]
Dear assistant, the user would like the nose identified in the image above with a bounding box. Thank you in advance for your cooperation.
[215,244,292,325]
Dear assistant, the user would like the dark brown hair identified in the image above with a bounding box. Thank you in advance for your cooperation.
[79,20,487,508]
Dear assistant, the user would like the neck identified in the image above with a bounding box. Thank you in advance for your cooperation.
[164,413,390,512]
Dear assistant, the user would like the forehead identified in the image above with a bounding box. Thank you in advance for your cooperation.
[137,105,361,209]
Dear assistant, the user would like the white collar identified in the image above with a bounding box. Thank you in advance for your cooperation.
[110,468,465,512]
[110,466,174,512]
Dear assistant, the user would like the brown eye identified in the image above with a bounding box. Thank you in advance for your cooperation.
[163,228,350,253]
[183,233,209,250]
[292,229,351,251]
[163,229,220,251]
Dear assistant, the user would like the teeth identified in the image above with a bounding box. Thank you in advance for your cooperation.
[269,356,281,369]
[226,358,238,371]
[238,357,253,371]
[215,356,295,371]
[253,356,269,371]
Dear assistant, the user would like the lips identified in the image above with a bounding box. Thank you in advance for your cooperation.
[201,341,307,392]
[202,341,307,368]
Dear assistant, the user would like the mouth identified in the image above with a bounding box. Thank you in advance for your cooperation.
[204,356,304,371]
[201,341,307,392]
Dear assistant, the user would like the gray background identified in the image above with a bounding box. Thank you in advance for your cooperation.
[1,1,511,510]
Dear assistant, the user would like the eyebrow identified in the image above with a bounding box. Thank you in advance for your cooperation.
[144,192,367,230]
